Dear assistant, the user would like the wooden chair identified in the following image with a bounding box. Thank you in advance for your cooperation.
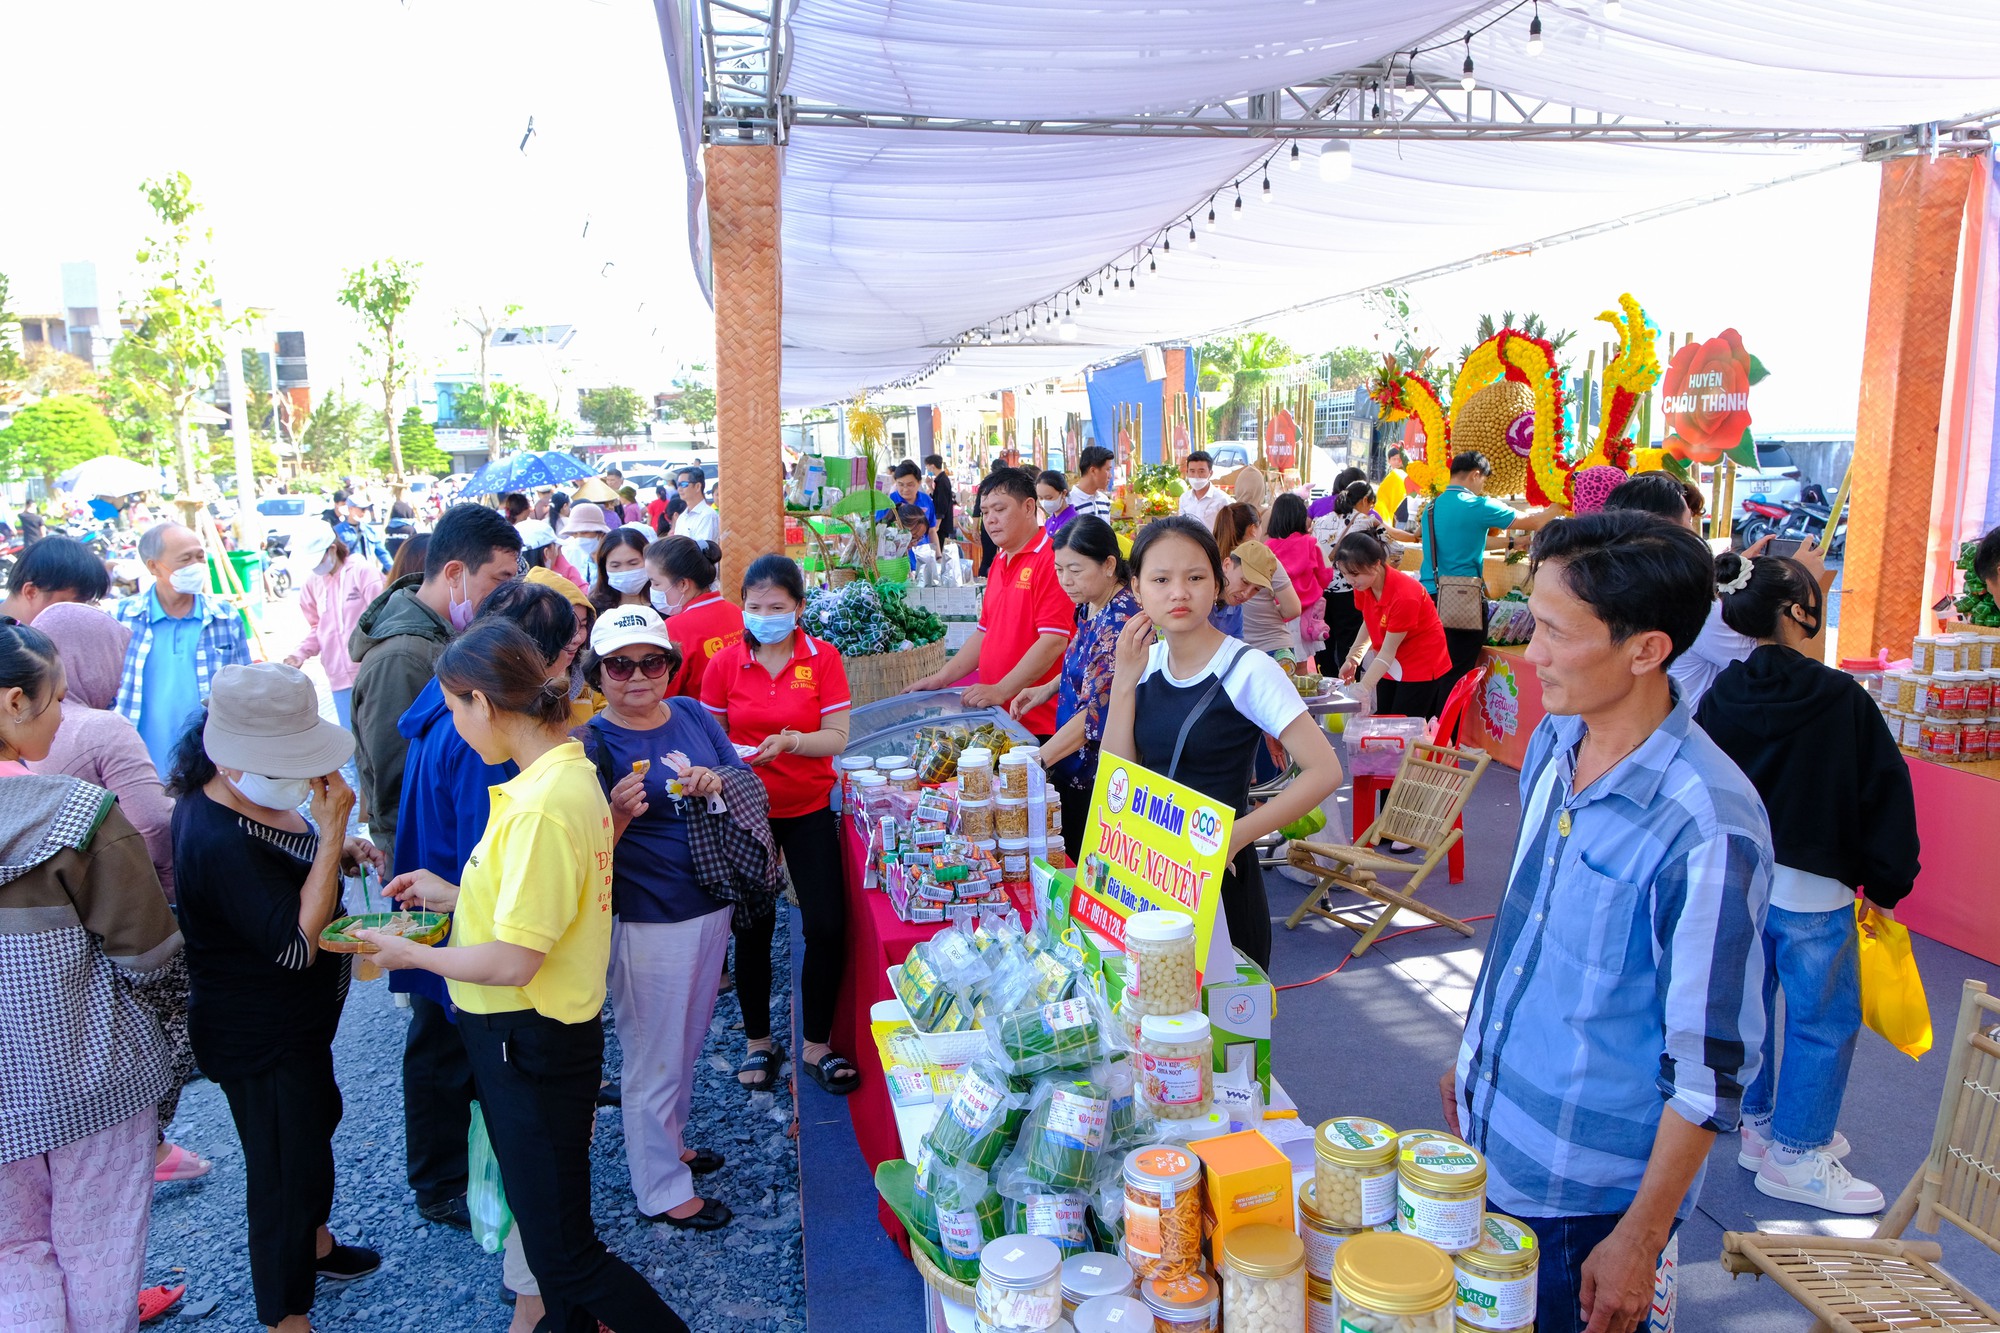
[1721,979,2000,1331]
[1281,741,1491,956]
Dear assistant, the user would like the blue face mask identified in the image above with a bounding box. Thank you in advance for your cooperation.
[743,611,797,644]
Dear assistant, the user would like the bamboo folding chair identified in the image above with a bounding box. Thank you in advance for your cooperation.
[1282,742,1491,957]
[1722,979,2000,1331]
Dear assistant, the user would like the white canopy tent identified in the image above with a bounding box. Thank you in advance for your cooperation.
[657,0,2000,407]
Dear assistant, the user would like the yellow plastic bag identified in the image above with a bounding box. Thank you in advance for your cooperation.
[1857,902,1933,1060]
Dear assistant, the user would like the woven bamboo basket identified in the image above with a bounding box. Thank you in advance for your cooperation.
[912,1247,976,1306]
[846,638,948,706]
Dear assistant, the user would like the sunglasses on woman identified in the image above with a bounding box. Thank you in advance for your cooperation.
[600,653,672,681]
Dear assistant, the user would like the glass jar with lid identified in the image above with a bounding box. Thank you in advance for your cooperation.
[1220,1223,1306,1333]
[959,747,995,799]
[1120,1146,1203,1280]
[877,752,911,773]
[1137,1013,1213,1119]
[1297,1180,1391,1282]
[1141,1269,1220,1332]
[1912,635,1939,674]
[836,753,876,808]
[1314,1116,1399,1227]
[1071,1294,1149,1333]
[1124,910,1199,1016]
[1395,1137,1487,1253]
[1331,1231,1457,1333]
[1060,1253,1137,1316]
[976,1234,1065,1332]
[1451,1215,1538,1332]
[999,751,1034,799]
[1306,1273,1337,1333]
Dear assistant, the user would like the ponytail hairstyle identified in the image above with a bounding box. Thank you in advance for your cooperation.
[1333,530,1390,575]
[1330,466,1366,498]
[646,534,718,594]
[1334,480,1375,518]
[1213,501,1259,558]
[436,620,575,730]
[1715,552,1822,642]
[1050,514,1128,584]
[475,580,580,669]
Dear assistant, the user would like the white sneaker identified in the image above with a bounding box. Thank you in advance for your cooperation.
[1738,1123,1850,1170]
[1755,1148,1885,1214]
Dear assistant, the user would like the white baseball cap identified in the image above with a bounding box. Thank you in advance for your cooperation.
[589,604,674,656]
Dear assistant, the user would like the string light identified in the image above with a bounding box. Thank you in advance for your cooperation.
[1233,190,1244,217]
[1461,32,1476,91]
[1288,142,1300,171]
[1319,140,1352,182]
[1603,0,1621,16]
[1058,312,1078,341]
[1404,52,1417,89]
[1188,221,1199,250]
[1261,169,1270,194]
[1527,2,1544,54]
[1149,257,1156,272]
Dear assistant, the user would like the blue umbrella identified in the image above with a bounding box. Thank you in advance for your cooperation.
[460,450,599,496]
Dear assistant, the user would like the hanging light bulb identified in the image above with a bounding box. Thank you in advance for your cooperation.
[1603,0,1621,16]
[1288,142,1301,172]
[1262,169,1271,194]
[1527,4,1544,54]
[1188,221,1199,251]
[1233,191,1244,217]
[1058,313,1078,341]
[1461,32,1476,91]
[1404,53,1417,89]
[1149,257,1157,272]
[1207,203,1218,229]
[1319,140,1352,182]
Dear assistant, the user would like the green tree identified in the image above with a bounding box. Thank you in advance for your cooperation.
[205,433,279,484]
[447,379,520,436]
[514,389,572,451]
[337,258,422,483]
[577,385,644,444]
[455,302,521,460]
[0,271,23,386]
[0,394,121,488]
[670,365,716,431]
[1318,345,1375,392]
[108,173,251,506]
[391,406,448,474]
[1196,332,1298,440]
[298,389,380,475]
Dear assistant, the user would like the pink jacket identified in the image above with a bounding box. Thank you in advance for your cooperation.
[295,556,387,690]
[1267,532,1332,604]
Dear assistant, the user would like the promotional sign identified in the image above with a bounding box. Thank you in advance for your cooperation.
[1117,426,1134,478]
[1075,758,1234,983]
[1660,328,1767,466]
[1266,409,1298,471]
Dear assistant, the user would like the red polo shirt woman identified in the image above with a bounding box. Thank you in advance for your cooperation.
[1334,529,1454,722]
[648,536,741,700]
[700,555,857,1097]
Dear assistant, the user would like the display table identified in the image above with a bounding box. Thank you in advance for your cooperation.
[1893,755,2000,964]
[1462,644,1545,771]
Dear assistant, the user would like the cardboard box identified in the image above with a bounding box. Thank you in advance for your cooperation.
[1189,1129,1293,1253]
[1203,954,1274,1098]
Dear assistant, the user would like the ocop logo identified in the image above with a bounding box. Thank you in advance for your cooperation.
[1187,804,1224,857]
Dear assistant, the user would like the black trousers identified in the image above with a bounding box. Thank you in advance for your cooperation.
[1316,588,1366,677]
[217,1045,343,1326]
[1441,625,1486,698]
[1377,674,1453,723]
[403,992,476,1207]
[1058,782,1094,865]
[1220,844,1272,973]
[735,806,846,1047]
[459,1010,689,1333]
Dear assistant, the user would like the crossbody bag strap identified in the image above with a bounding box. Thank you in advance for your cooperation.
[1165,642,1251,781]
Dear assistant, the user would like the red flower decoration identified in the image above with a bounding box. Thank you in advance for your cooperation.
[1661,329,1755,464]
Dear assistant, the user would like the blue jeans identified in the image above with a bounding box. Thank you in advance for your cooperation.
[1532,1214,1677,1333]
[331,687,359,789]
[1742,902,1861,1151]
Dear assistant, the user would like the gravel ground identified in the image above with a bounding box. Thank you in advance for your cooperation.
[144,910,806,1331]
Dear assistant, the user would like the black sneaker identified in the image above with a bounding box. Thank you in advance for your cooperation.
[418,1196,471,1230]
[316,1244,382,1281]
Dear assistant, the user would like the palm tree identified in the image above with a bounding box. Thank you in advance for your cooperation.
[1197,332,1298,441]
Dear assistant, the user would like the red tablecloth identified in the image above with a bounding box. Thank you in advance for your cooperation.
[835,815,941,1241]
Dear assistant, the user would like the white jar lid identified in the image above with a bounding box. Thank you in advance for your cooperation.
[1140,1012,1210,1044]
[998,837,1030,850]
[889,768,919,780]
[1126,910,1195,944]
[853,771,889,786]
[838,755,875,771]
[877,753,910,767]
[959,748,992,767]
[999,751,1031,767]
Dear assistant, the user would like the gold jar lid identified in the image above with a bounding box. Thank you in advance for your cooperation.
[1460,1214,1538,1275]
[1316,1116,1397,1168]
[1331,1232,1456,1314]
[1398,1136,1488,1194]
[1221,1224,1304,1279]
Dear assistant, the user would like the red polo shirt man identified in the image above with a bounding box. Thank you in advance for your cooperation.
[911,468,1071,735]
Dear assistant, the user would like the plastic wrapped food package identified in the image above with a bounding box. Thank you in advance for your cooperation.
[1395,1138,1487,1254]
[1220,1224,1306,1333]
[924,1061,1028,1170]
[1120,1146,1203,1281]
[997,1185,1094,1260]
[1330,1232,1457,1333]
[930,1157,1008,1282]
[1124,911,1199,1018]
[1314,1116,1399,1228]
[976,1234,1065,1331]
[1012,1078,1113,1192]
[1136,1013,1213,1120]
[1141,1269,1220,1331]
[991,997,1111,1076]
[1451,1214,1538,1331]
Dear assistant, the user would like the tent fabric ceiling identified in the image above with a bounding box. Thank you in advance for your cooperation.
[663,0,2000,407]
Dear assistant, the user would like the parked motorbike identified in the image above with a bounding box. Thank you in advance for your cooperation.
[1733,483,1845,561]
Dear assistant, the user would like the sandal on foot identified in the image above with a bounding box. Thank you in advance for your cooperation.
[683,1147,725,1175]
[646,1197,732,1230]
[738,1044,784,1092]
[154,1143,212,1182]
[138,1284,185,1323]
[804,1051,859,1096]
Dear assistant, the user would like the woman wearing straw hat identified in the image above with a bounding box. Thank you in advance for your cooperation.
[167,663,388,1333]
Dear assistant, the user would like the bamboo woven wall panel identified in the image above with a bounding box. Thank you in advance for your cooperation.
[709,144,786,592]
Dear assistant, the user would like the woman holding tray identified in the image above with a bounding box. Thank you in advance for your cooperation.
[168,663,386,1333]
[362,621,691,1333]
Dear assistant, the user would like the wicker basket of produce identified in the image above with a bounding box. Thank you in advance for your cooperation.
[804,579,952,705]
[846,639,947,706]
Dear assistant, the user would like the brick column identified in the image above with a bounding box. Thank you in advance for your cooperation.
[1844,155,1978,659]
[707,144,784,603]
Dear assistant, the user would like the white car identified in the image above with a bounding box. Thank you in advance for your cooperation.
[1699,440,1804,507]
[255,495,332,556]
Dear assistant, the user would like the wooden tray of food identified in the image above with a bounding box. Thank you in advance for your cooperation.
[319,911,449,954]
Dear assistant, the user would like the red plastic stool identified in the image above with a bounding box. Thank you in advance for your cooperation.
[1350,774,1465,884]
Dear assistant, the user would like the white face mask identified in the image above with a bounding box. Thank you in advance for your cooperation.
[1039,497,1063,516]
[650,585,682,615]
[231,772,312,812]
[608,568,651,595]
[167,564,208,595]
[1189,476,1210,493]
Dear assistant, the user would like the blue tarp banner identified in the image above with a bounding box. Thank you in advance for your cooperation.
[1084,352,1198,469]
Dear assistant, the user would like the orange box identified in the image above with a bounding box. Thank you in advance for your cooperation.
[1189,1130,1293,1252]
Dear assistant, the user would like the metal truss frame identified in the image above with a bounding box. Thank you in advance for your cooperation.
[699,0,789,145]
